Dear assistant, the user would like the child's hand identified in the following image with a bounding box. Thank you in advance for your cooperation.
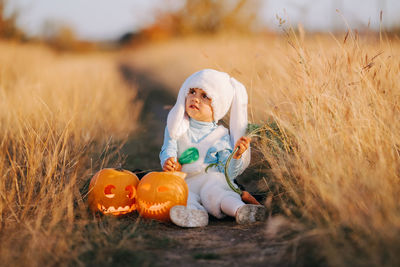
[233,136,251,159]
[163,157,182,172]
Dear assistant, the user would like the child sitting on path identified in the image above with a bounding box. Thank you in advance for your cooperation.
[160,69,266,227]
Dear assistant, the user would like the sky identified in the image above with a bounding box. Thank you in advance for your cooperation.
[5,0,400,41]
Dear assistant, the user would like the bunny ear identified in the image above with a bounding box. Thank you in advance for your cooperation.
[229,77,251,170]
[167,81,190,140]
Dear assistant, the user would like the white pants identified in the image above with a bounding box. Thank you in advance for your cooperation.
[185,172,245,218]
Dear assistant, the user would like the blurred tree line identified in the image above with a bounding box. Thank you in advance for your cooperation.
[125,0,264,45]
[0,0,95,52]
[1,0,265,49]
[171,0,261,34]
[0,0,24,40]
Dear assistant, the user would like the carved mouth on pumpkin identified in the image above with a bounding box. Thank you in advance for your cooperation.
[137,199,172,214]
[97,203,136,215]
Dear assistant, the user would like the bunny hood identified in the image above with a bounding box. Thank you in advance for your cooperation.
[167,69,250,168]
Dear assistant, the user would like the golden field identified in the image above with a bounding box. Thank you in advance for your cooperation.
[0,41,140,265]
[125,32,400,266]
[0,28,400,266]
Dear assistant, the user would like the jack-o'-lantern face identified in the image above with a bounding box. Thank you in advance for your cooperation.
[137,171,188,221]
[88,168,139,216]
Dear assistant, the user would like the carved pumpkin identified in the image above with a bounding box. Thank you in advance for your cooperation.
[137,171,188,221]
[88,168,139,216]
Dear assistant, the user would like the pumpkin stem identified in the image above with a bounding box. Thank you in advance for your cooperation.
[172,171,187,180]
[115,163,123,172]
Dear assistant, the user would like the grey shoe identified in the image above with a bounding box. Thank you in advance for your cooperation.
[169,205,209,227]
[236,204,267,225]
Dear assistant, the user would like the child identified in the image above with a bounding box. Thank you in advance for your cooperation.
[160,69,266,227]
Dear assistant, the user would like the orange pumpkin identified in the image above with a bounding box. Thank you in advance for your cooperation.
[137,171,188,221]
[88,168,139,216]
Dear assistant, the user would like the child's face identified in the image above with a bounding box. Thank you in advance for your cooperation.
[185,88,213,122]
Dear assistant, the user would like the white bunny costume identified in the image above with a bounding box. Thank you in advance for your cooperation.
[160,69,250,218]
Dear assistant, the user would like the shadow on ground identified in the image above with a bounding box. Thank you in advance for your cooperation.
[118,63,176,172]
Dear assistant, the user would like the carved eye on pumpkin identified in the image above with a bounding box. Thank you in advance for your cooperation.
[140,183,151,191]
[137,171,188,222]
[104,185,116,198]
[125,185,135,199]
[88,168,140,216]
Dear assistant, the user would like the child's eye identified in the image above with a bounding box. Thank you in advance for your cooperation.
[189,89,195,94]
[202,93,209,100]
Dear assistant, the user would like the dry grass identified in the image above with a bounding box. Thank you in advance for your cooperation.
[0,42,141,266]
[256,31,400,266]
[126,32,400,266]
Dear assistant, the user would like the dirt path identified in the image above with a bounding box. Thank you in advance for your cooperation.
[119,63,176,172]
[116,63,283,266]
